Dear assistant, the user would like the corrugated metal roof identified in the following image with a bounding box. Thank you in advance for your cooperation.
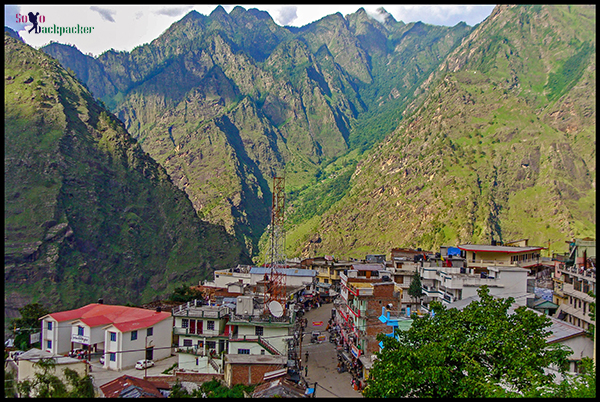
[250,267,316,277]
[100,375,164,398]
[458,244,544,253]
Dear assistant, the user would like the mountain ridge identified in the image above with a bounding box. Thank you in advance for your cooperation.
[4,33,250,323]
[16,5,597,266]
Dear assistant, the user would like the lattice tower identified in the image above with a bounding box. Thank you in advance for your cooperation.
[264,176,287,312]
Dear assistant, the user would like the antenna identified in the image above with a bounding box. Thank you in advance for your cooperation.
[268,300,284,318]
[263,176,287,314]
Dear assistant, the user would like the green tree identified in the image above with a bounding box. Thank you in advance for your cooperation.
[364,286,572,398]
[168,284,204,303]
[407,270,424,313]
[524,357,596,398]
[11,303,50,350]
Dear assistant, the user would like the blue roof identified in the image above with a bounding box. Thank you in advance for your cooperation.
[250,267,316,277]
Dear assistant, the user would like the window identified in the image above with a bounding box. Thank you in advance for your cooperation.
[47,321,52,331]
[182,319,189,329]
[207,341,216,350]
[183,339,193,347]
[131,330,138,341]
[47,340,52,349]
[147,327,153,337]
[110,332,116,342]
[110,353,116,362]
[77,326,84,336]
[255,326,264,336]
[207,320,215,330]
[237,349,250,354]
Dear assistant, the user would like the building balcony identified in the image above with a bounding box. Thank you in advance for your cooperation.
[467,258,540,269]
[173,328,227,337]
[556,303,594,326]
[558,265,596,281]
[561,283,595,304]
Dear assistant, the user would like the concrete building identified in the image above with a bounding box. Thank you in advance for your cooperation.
[171,302,230,374]
[335,263,401,358]
[171,296,295,376]
[11,348,88,396]
[417,243,543,311]
[202,265,316,289]
[553,238,596,331]
[39,303,172,371]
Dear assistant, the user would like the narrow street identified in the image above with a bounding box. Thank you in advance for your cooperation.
[300,302,364,398]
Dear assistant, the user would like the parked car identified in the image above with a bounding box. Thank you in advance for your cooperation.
[135,359,154,370]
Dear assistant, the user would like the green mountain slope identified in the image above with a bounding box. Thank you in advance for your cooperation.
[4,34,250,319]
[292,4,595,258]
[40,6,469,260]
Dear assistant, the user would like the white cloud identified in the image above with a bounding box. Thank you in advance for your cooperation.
[273,6,298,26]
[5,4,496,57]
[90,6,116,23]
[153,6,193,17]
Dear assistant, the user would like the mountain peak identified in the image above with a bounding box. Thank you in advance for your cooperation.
[210,5,228,18]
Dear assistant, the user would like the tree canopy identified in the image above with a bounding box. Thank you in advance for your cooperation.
[364,286,573,398]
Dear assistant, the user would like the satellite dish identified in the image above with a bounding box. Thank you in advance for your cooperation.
[268,301,284,318]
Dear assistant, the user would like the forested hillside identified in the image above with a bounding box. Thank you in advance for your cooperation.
[5,34,250,323]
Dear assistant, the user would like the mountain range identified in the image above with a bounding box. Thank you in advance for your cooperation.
[4,5,595,319]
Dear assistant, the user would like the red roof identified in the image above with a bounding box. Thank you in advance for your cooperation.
[45,303,171,332]
[100,375,165,398]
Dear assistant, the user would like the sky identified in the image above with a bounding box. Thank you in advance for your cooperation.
[5,4,496,57]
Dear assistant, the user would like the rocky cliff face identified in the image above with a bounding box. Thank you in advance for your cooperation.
[4,34,250,317]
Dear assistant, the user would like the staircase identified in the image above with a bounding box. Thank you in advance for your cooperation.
[207,355,221,373]
[257,337,281,355]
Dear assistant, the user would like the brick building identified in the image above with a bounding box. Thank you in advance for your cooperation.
[223,354,288,387]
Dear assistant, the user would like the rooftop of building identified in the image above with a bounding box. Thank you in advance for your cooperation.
[100,375,167,398]
[458,244,544,253]
[41,303,172,332]
[250,267,317,277]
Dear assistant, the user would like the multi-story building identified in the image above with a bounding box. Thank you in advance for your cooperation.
[418,242,543,310]
[553,238,596,331]
[171,296,295,375]
[172,302,232,373]
[335,263,401,358]
[39,302,172,371]
[202,265,316,290]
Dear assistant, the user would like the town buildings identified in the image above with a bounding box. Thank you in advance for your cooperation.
[552,238,596,332]
[39,302,172,371]
[419,241,544,310]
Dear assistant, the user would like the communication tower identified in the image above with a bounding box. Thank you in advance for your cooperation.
[264,176,287,314]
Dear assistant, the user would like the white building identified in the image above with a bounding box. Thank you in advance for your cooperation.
[39,303,172,371]
[171,297,294,375]
[202,265,316,289]
[418,243,543,310]
[172,302,231,373]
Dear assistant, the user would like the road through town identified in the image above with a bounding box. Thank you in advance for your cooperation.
[301,302,364,398]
